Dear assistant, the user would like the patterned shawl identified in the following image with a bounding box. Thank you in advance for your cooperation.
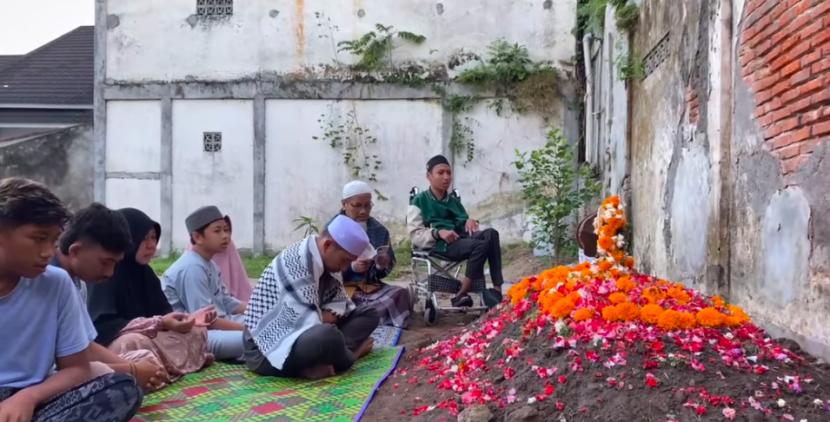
[244,236,354,369]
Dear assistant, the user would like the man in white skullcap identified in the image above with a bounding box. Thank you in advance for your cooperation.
[336,180,411,328]
[242,215,380,379]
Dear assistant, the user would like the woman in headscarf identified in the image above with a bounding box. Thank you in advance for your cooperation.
[87,208,214,388]
[336,181,410,328]
[185,216,252,302]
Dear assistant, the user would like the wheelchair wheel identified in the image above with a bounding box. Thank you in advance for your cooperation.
[424,300,437,326]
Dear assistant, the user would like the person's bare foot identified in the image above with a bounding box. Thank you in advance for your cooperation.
[300,365,336,380]
[355,338,374,359]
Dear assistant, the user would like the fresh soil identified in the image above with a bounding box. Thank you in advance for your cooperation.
[364,305,830,422]
[364,245,830,421]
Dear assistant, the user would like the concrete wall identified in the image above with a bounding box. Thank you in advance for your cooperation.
[104,0,576,82]
[0,124,94,211]
[97,0,579,254]
[591,0,830,360]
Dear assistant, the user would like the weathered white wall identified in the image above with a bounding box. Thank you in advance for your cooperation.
[100,0,579,252]
[106,179,162,223]
[105,101,161,173]
[263,99,445,249]
[454,102,553,244]
[171,100,254,248]
[106,0,576,82]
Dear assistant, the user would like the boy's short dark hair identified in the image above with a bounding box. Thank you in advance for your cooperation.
[59,203,132,255]
[189,227,207,245]
[0,177,70,229]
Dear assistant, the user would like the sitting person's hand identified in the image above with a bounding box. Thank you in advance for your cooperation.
[133,359,167,392]
[438,229,459,243]
[375,248,392,269]
[162,312,195,333]
[321,310,339,325]
[465,219,479,234]
[0,391,36,422]
[351,259,371,274]
[190,306,218,327]
[234,302,247,315]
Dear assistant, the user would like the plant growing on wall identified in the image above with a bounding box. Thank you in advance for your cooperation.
[456,40,560,115]
[293,216,320,237]
[337,24,426,72]
[577,0,639,35]
[513,127,601,261]
[442,94,478,164]
[314,11,342,61]
[312,105,389,200]
[615,52,645,82]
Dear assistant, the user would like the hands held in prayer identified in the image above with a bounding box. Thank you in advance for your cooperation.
[189,305,218,328]
[465,219,479,235]
[0,391,36,422]
[350,259,371,274]
[162,312,195,333]
[134,359,167,392]
[375,246,392,270]
[321,310,339,325]
[439,229,459,244]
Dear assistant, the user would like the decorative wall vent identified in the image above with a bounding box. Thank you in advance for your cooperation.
[643,32,671,78]
[197,0,233,17]
[203,132,222,152]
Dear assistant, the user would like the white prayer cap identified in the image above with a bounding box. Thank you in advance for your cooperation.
[342,180,373,200]
[327,215,376,259]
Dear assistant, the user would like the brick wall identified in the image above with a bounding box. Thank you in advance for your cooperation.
[739,0,830,179]
[686,85,700,125]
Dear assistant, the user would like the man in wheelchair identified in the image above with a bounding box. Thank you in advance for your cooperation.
[406,154,505,308]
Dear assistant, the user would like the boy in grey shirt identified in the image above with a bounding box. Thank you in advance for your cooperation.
[162,206,246,360]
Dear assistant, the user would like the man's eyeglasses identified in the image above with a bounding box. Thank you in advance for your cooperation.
[347,202,374,211]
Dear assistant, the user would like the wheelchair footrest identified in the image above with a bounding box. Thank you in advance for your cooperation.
[427,275,486,294]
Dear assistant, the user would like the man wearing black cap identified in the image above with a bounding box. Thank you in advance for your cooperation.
[407,155,505,307]
[161,205,246,360]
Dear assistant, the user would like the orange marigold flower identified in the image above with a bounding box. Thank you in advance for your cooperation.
[657,309,682,330]
[598,236,614,251]
[677,311,696,329]
[642,286,666,304]
[608,292,628,304]
[603,195,621,207]
[615,276,636,292]
[667,286,691,304]
[565,279,579,291]
[551,298,576,319]
[539,291,564,312]
[640,304,664,324]
[572,308,594,322]
[602,305,621,321]
[622,256,636,269]
[711,295,726,309]
[612,250,625,263]
[598,260,613,272]
[600,226,617,238]
[508,279,530,305]
[616,302,640,321]
[696,307,725,328]
[724,305,750,326]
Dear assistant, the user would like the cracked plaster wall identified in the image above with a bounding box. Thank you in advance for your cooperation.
[616,0,830,360]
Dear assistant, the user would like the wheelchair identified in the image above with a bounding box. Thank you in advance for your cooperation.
[407,187,488,325]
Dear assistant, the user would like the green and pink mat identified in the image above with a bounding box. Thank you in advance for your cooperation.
[131,326,403,422]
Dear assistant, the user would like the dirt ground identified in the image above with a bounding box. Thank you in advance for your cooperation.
[362,245,550,421]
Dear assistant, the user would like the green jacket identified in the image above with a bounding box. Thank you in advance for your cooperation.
[407,189,469,253]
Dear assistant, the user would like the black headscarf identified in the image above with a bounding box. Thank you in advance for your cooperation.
[87,208,172,345]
